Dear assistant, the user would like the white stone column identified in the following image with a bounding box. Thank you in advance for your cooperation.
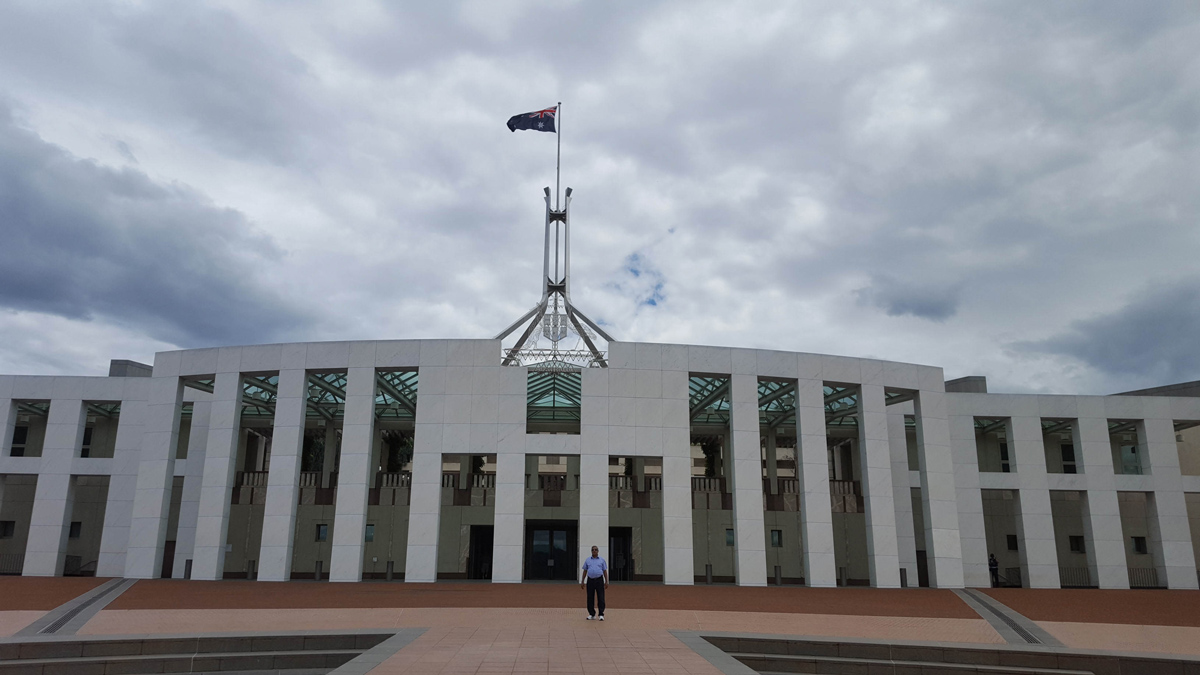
[661,367,693,585]
[913,387,965,588]
[329,367,375,582]
[857,384,901,588]
[1141,417,1199,589]
[259,369,307,581]
[1075,416,1129,588]
[946,410,989,587]
[492,451,526,582]
[797,378,836,587]
[0,397,15,456]
[97,397,147,577]
[191,372,243,580]
[887,412,919,587]
[578,453,608,573]
[172,400,210,578]
[1006,416,1059,588]
[125,374,184,579]
[729,374,766,586]
[24,398,84,576]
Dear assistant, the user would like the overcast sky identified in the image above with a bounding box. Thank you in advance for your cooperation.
[1,1,1198,395]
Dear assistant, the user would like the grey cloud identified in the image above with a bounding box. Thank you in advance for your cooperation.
[856,276,959,321]
[1021,279,1200,383]
[0,105,311,347]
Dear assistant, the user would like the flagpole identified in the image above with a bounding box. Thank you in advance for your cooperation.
[555,101,562,211]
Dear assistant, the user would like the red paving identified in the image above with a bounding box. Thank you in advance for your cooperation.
[105,580,979,618]
[981,588,1200,627]
[0,576,109,610]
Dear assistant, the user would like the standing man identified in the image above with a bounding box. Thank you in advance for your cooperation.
[988,553,999,587]
[581,545,609,620]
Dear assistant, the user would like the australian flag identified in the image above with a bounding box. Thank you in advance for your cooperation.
[507,106,557,133]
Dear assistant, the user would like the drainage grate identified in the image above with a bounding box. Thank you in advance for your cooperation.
[39,579,133,634]
[971,596,1041,644]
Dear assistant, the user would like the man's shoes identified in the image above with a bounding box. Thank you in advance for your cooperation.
[586,615,594,620]
[598,615,604,621]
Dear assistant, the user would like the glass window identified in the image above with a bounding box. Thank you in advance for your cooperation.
[999,443,1011,473]
[1060,444,1076,474]
[770,530,782,547]
[315,523,328,542]
[69,522,82,539]
[1132,536,1147,554]
[1069,535,1085,553]
[365,524,375,543]
[0,521,14,538]
[725,529,735,547]
[1006,534,1018,551]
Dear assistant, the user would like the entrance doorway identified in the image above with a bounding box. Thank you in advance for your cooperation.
[609,527,633,581]
[524,520,577,580]
[468,525,494,580]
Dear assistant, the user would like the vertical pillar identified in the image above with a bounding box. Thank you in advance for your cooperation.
[191,372,243,580]
[579,453,608,570]
[1141,417,1199,589]
[322,426,338,488]
[797,378,836,586]
[492,451,526,582]
[24,398,84,576]
[125,375,184,579]
[405,449,442,582]
[259,369,307,581]
[171,400,210,578]
[633,457,646,492]
[1006,416,1059,588]
[1075,416,1128,588]
[888,412,919,586]
[857,385,901,588]
[0,397,15,456]
[765,430,779,495]
[97,398,148,577]
[329,367,375,582]
[913,388,965,588]
[729,374,766,586]
[946,411,989,587]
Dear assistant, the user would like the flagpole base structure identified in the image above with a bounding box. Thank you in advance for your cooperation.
[495,187,612,369]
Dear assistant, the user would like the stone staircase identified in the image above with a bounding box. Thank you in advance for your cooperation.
[703,634,1200,675]
[0,631,398,675]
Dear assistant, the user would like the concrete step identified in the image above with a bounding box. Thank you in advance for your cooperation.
[0,648,360,674]
[738,652,1093,675]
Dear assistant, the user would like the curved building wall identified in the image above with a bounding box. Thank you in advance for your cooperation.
[0,338,1197,589]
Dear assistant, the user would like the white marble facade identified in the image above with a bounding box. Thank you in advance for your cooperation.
[0,338,1197,589]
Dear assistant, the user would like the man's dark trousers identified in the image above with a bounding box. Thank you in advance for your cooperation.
[586,576,606,617]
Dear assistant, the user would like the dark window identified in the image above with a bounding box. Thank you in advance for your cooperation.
[68,522,82,539]
[1060,444,1076,474]
[0,521,14,538]
[365,524,375,543]
[999,443,1011,473]
[1132,536,1148,554]
[80,427,93,458]
[770,530,782,547]
[315,523,328,542]
[1069,535,1085,553]
[11,425,27,456]
[725,529,735,547]
[1006,534,1019,551]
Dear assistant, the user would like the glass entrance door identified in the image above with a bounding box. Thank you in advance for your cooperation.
[524,520,577,580]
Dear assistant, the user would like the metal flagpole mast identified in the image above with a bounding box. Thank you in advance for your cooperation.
[555,101,562,210]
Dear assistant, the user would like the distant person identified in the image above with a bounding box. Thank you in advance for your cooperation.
[988,554,999,587]
[581,545,609,620]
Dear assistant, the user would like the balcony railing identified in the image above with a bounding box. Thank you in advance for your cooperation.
[539,474,567,491]
[376,472,412,488]
[1129,567,1161,588]
[645,476,662,491]
[1058,566,1091,588]
[236,471,269,487]
[830,480,863,513]
[610,475,633,490]
[691,476,725,493]
[442,472,458,488]
[0,553,24,575]
[471,473,496,489]
[299,471,322,488]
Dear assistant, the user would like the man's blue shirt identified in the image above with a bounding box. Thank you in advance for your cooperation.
[582,556,607,578]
